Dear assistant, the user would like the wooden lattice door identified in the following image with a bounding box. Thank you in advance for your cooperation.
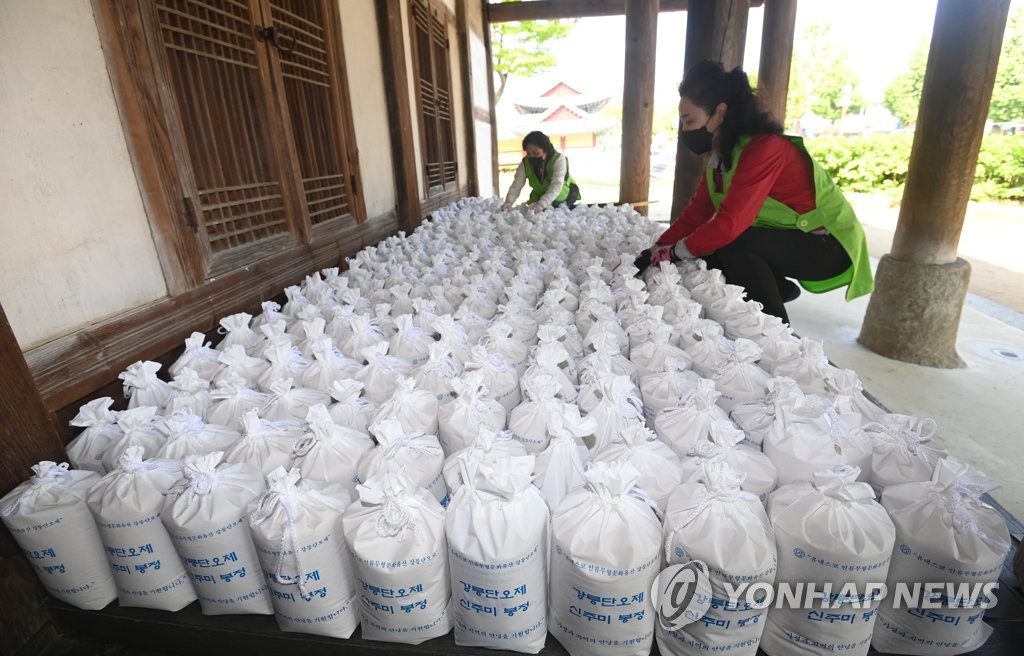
[410,0,458,195]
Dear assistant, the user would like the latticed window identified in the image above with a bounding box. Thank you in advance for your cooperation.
[112,0,364,280]
[409,0,459,195]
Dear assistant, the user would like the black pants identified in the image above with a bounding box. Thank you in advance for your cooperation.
[551,183,581,209]
[702,227,851,324]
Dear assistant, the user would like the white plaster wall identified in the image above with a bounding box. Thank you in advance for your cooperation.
[0,0,167,350]
[337,0,396,218]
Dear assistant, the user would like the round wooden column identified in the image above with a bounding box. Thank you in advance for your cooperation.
[859,0,1011,367]
[756,0,797,125]
[619,0,660,215]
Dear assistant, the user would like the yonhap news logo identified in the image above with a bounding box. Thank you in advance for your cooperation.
[650,560,713,631]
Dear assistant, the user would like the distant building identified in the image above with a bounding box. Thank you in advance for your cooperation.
[498,81,615,168]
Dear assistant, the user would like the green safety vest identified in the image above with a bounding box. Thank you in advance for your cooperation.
[523,152,577,204]
[707,135,874,301]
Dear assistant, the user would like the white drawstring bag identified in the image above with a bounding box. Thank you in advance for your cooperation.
[412,342,463,403]
[533,417,595,511]
[294,316,330,359]
[771,338,837,396]
[342,470,454,644]
[255,320,297,360]
[723,299,769,341]
[119,361,174,411]
[764,395,871,485]
[823,368,888,424]
[509,373,579,453]
[340,313,388,361]
[223,409,304,476]
[873,458,1011,656]
[710,338,769,413]
[591,424,681,512]
[535,288,577,327]
[621,301,662,349]
[454,305,492,345]
[86,447,196,610]
[464,346,521,414]
[437,374,507,456]
[639,363,702,425]
[290,405,374,488]
[389,314,435,368]
[628,322,692,378]
[447,456,550,653]
[584,305,629,357]
[659,462,776,656]
[300,337,363,392]
[762,465,895,656]
[156,409,240,460]
[327,379,377,435]
[355,341,413,403]
[549,462,662,656]
[161,452,272,615]
[442,428,529,498]
[260,378,332,423]
[750,318,801,373]
[687,325,735,379]
[500,299,541,347]
[680,420,779,501]
[213,345,270,389]
[359,419,446,505]
[281,286,312,318]
[372,377,440,437]
[653,378,729,457]
[863,414,948,491]
[207,371,271,429]
[705,283,749,324]
[215,312,261,353]
[249,468,359,638]
[482,320,530,376]
[257,342,310,392]
[165,367,214,419]
[730,376,804,449]
[579,331,639,386]
[102,406,167,473]
[582,374,645,452]
[433,314,473,365]
[1,462,117,609]
[170,331,222,381]
[66,397,122,474]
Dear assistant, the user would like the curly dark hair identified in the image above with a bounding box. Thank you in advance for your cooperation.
[522,131,556,180]
[679,60,781,169]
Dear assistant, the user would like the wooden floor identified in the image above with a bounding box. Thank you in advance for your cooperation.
[32,557,1024,656]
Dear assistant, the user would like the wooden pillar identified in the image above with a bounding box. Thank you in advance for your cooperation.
[0,302,67,650]
[670,0,750,220]
[619,0,660,213]
[456,0,480,198]
[483,0,500,196]
[756,0,797,125]
[375,0,422,231]
[859,0,1011,367]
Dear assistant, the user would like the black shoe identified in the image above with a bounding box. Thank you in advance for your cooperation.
[780,278,802,303]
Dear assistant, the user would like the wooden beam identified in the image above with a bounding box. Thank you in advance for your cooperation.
[618,0,660,214]
[483,1,500,196]
[456,0,480,197]
[488,0,762,22]
[0,300,66,651]
[669,0,750,220]
[757,0,797,125]
[375,0,422,231]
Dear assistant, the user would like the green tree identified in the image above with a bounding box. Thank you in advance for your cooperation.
[787,23,863,124]
[490,11,574,103]
[883,38,929,127]
[990,8,1024,122]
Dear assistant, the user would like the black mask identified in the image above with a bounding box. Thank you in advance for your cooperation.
[680,119,713,155]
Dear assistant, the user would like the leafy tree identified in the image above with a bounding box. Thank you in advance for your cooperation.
[883,39,929,127]
[787,23,863,124]
[490,9,574,103]
[990,8,1024,123]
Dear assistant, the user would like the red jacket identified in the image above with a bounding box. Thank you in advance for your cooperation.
[657,134,817,255]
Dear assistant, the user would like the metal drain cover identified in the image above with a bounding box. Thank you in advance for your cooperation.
[962,339,1024,364]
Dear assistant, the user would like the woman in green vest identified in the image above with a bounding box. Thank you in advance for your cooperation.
[501,131,581,211]
[634,60,873,324]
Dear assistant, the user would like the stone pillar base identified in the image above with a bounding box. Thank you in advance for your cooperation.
[858,255,971,368]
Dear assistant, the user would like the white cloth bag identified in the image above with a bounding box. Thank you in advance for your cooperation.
[66,397,122,474]
[659,462,776,656]
[207,371,271,429]
[442,428,528,498]
[161,452,272,615]
[730,376,805,449]
[872,458,1011,656]
[763,395,870,485]
[342,470,454,644]
[223,409,305,476]
[86,447,197,610]
[710,338,770,412]
[762,465,895,656]
[509,373,579,453]
[581,374,645,452]
[372,376,440,437]
[628,322,692,378]
[102,406,167,473]
[639,364,702,425]
[653,378,729,457]
[165,367,214,419]
[533,415,596,511]
[120,360,174,411]
[771,338,837,396]
[863,414,948,491]
[680,420,779,501]
[413,342,463,403]
[359,419,447,505]
[259,378,332,423]
[437,374,507,456]
[389,313,435,367]
[549,462,662,656]
[465,346,522,414]
[289,404,374,488]
[591,424,682,512]
[157,409,240,460]
[447,456,550,653]
[355,341,414,403]
[0,462,117,609]
[249,468,359,638]
[215,312,261,353]
[170,331,222,381]
[327,379,377,435]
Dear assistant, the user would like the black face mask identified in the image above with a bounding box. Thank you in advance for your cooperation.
[680,119,714,155]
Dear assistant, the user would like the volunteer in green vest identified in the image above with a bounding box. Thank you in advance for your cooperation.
[634,60,873,324]
[501,131,581,211]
